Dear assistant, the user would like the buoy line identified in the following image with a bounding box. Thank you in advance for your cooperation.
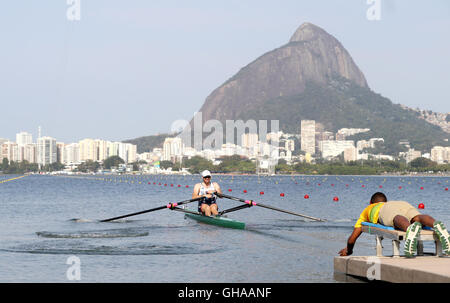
[0,175,27,184]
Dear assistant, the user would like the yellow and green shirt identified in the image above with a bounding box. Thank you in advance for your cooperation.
[354,202,385,228]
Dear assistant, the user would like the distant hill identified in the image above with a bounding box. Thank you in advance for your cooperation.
[122,133,169,154]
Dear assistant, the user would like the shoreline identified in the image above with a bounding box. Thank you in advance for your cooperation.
[4,172,448,177]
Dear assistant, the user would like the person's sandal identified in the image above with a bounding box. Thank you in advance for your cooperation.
[433,221,450,255]
[404,222,422,258]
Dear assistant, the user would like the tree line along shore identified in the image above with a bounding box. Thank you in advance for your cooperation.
[1,155,449,176]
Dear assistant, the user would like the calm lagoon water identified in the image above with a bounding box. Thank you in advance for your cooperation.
[0,174,448,282]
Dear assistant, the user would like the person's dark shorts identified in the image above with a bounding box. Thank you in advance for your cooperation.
[198,198,217,212]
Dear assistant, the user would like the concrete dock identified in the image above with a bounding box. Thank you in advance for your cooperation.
[334,256,450,283]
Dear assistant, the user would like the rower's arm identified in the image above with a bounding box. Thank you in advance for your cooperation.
[213,183,222,196]
[339,227,362,256]
[192,184,202,199]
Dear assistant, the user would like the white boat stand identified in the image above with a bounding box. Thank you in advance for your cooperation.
[362,224,443,257]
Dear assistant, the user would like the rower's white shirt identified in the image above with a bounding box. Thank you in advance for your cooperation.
[198,182,216,196]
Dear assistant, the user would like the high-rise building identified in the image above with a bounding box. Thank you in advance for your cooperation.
[63,143,80,164]
[79,139,97,162]
[37,137,57,165]
[431,146,450,164]
[95,139,108,162]
[162,137,183,162]
[301,120,315,155]
[23,144,37,163]
[16,132,33,162]
[16,132,33,146]
[1,141,18,162]
[241,133,258,149]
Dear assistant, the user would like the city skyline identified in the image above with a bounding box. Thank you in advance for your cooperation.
[1,1,449,143]
[1,119,449,174]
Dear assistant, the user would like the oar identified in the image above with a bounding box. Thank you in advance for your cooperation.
[100,197,203,222]
[216,193,326,222]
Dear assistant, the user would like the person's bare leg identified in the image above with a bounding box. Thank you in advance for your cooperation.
[393,215,411,231]
[410,215,435,228]
[210,204,218,216]
[201,204,211,216]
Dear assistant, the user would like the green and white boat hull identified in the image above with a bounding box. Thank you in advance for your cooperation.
[185,213,245,230]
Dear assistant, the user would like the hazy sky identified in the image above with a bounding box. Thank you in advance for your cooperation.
[1,0,449,143]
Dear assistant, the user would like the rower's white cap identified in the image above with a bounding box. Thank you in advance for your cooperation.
[201,170,211,178]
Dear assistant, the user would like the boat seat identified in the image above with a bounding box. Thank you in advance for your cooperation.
[361,222,443,257]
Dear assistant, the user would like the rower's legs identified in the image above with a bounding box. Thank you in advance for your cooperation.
[201,204,212,216]
[210,204,219,216]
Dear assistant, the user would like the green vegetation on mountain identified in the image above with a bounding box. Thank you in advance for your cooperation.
[237,77,449,154]
[122,133,171,154]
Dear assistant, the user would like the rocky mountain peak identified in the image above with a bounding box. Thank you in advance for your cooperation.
[289,22,331,43]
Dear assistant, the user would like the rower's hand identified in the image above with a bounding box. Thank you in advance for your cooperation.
[338,248,352,256]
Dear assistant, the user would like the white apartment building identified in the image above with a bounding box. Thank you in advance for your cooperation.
[431,146,450,164]
[401,148,422,163]
[16,132,32,146]
[37,136,57,165]
[241,133,259,149]
[162,137,183,162]
[79,139,97,162]
[336,128,370,140]
[63,143,80,164]
[23,144,37,163]
[319,140,355,159]
[1,141,19,162]
[356,138,384,150]
[344,146,358,162]
[301,120,315,155]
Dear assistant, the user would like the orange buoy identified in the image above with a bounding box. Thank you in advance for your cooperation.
[304,194,309,199]
[398,186,402,189]
[418,203,425,209]
[445,188,449,191]
[280,193,285,197]
[228,189,232,192]
[420,187,424,190]
[260,191,264,195]
[333,196,339,202]
[243,190,247,193]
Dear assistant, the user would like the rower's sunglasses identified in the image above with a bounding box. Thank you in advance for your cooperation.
[203,176,211,179]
